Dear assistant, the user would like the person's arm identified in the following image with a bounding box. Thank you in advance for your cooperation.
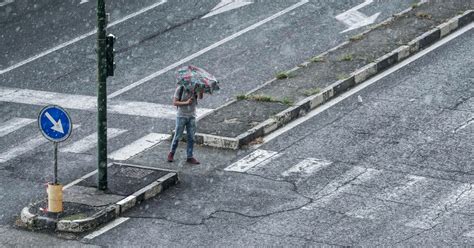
[173,97,193,106]
[198,92,203,99]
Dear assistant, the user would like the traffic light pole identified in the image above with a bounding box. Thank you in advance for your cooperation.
[97,0,108,190]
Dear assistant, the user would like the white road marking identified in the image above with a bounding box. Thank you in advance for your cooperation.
[225,149,278,172]
[258,22,474,147]
[108,133,170,161]
[465,230,474,238]
[61,128,127,154]
[453,118,474,133]
[346,174,428,219]
[0,0,167,75]
[281,158,332,177]
[302,166,380,210]
[0,118,35,137]
[64,162,113,190]
[0,135,47,163]
[0,87,213,119]
[335,0,380,33]
[79,0,89,4]
[0,0,14,7]
[107,0,309,99]
[202,0,253,19]
[82,217,129,241]
[405,183,472,230]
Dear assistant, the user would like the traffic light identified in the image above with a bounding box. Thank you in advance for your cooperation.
[106,34,116,77]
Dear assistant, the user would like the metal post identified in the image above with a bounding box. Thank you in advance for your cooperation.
[54,142,58,184]
[97,0,108,190]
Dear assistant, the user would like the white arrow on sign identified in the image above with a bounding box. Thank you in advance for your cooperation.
[335,0,380,33]
[45,112,65,134]
[202,0,253,19]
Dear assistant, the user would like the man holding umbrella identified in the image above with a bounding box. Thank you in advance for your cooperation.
[168,65,219,165]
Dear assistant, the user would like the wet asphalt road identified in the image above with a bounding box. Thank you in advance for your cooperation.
[2,0,471,246]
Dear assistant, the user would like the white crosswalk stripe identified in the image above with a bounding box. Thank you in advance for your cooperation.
[108,133,170,161]
[302,166,381,210]
[225,149,279,172]
[0,118,35,137]
[0,86,213,119]
[405,183,472,230]
[61,128,127,154]
[281,158,332,177]
[346,174,428,219]
[0,135,48,163]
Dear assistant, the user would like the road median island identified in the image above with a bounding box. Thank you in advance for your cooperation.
[17,163,178,233]
[195,1,474,149]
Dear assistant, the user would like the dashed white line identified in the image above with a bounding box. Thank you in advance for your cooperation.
[225,149,278,172]
[61,128,127,154]
[107,0,309,99]
[281,158,332,177]
[0,118,35,137]
[0,0,167,75]
[405,183,472,230]
[108,133,170,161]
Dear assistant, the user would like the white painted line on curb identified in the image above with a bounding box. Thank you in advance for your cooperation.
[0,0,167,75]
[281,158,332,177]
[257,22,474,148]
[0,86,212,119]
[107,0,309,99]
[0,118,35,137]
[0,0,14,7]
[61,128,127,154]
[82,217,130,241]
[0,135,47,163]
[405,183,472,230]
[108,133,170,161]
[225,149,278,172]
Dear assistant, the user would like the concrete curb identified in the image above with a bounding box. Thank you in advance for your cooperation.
[19,163,179,233]
[195,8,474,149]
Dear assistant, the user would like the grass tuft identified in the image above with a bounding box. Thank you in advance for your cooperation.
[303,87,321,96]
[310,56,325,63]
[276,71,289,79]
[349,34,364,42]
[336,74,349,80]
[339,54,353,61]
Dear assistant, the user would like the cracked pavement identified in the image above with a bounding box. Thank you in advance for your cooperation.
[84,13,474,248]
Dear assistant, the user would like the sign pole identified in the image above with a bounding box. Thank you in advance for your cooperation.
[54,142,58,184]
[97,0,108,190]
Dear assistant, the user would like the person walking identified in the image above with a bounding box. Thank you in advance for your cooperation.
[167,85,202,164]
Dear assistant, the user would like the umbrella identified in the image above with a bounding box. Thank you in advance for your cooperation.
[175,65,220,94]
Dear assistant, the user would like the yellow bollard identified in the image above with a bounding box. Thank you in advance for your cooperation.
[47,183,63,213]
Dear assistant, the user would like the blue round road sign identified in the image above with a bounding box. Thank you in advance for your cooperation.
[38,105,72,142]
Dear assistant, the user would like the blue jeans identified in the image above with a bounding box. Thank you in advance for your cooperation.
[170,117,196,158]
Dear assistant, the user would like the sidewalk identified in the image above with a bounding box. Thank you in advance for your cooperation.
[195,1,474,149]
[18,163,178,233]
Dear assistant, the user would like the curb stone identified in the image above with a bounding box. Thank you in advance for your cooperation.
[19,163,179,233]
[195,8,474,150]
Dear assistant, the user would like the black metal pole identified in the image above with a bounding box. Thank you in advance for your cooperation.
[54,142,58,184]
[97,0,108,190]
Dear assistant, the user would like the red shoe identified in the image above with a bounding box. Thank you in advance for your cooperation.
[186,157,200,165]
[167,152,174,162]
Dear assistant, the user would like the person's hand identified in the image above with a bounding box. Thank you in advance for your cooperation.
[186,97,193,105]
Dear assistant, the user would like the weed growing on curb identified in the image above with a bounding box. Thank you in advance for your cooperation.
[310,56,325,63]
[339,54,353,61]
[350,34,364,42]
[276,71,289,79]
[236,94,247,101]
[416,12,432,20]
[411,3,418,9]
[303,87,321,96]
[336,74,349,80]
